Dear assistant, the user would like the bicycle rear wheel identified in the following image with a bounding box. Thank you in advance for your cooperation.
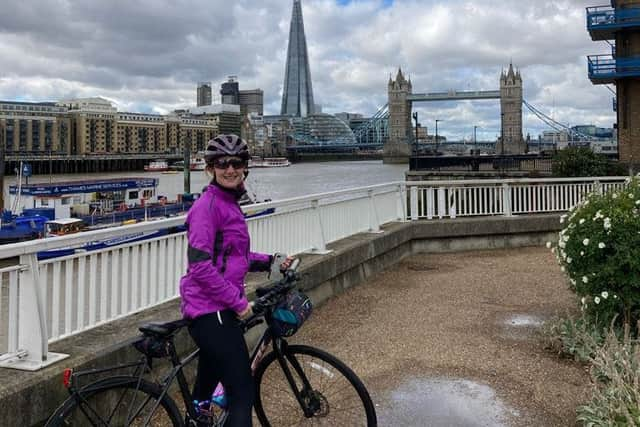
[45,375,182,427]
[254,344,377,426]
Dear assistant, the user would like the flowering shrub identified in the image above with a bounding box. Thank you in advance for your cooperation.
[551,177,640,327]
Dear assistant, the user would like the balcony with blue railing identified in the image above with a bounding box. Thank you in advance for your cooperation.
[587,5,640,40]
[588,54,640,83]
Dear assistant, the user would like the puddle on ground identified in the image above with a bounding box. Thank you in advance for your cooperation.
[504,314,543,328]
[497,314,544,341]
[376,378,518,426]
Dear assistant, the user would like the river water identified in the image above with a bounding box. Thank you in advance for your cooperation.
[4,161,408,204]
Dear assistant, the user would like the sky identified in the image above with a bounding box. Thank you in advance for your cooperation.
[0,0,614,141]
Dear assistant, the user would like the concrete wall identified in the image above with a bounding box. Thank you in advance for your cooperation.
[0,215,561,426]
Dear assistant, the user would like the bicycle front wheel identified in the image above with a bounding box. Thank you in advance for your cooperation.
[45,375,182,427]
[254,344,377,426]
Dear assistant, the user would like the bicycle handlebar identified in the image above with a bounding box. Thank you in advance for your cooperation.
[253,258,300,313]
[240,258,301,331]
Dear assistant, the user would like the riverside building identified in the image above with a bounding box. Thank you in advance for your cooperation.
[587,0,640,165]
[0,97,218,157]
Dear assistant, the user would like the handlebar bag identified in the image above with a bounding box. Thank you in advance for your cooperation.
[271,291,313,337]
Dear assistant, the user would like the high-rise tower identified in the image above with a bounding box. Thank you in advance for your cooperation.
[197,82,212,107]
[281,0,315,117]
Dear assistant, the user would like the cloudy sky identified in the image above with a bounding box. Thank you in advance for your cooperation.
[0,0,614,141]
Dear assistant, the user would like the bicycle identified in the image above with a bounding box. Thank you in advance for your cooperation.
[45,259,377,426]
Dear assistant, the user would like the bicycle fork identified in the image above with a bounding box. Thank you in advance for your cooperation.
[272,339,319,419]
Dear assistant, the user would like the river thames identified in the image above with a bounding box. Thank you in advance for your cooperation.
[3,161,408,204]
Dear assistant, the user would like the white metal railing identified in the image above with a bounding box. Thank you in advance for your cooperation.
[0,182,404,370]
[406,176,628,219]
[0,177,630,370]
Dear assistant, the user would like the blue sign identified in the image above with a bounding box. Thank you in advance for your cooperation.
[9,178,158,196]
[22,163,32,177]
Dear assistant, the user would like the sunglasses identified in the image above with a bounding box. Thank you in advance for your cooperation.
[213,157,247,170]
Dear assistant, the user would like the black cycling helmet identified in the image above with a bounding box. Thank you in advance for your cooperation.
[204,134,250,165]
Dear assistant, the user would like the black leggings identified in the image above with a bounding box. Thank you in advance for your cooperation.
[189,310,254,427]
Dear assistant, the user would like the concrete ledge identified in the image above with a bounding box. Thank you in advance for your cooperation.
[0,214,561,426]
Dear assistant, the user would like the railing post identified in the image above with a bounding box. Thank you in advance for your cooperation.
[308,199,331,254]
[367,189,383,233]
[594,179,602,195]
[0,255,68,371]
[410,186,418,220]
[396,183,407,221]
[437,187,446,219]
[502,183,512,216]
[449,190,457,219]
[426,188,434,220]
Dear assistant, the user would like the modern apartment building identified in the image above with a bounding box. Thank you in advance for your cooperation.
[587,0,640,163]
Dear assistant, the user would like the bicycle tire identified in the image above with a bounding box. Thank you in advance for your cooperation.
[45,375,183,427]
[254,344,377,426]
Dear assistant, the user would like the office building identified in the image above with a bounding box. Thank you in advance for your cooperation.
[197,82,212,107]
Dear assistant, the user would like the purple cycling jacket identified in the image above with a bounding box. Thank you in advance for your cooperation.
[179,183,271,319]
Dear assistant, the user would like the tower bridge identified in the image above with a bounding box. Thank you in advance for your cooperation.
[384,64,526,163]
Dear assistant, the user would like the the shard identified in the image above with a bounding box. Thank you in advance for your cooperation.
[281,0,315,117]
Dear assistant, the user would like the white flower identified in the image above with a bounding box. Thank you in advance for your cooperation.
[613,193,618,199]
[636,200,640,205]
[583,238,590,246]
[614,294,618,299]
[581,297,586,305]
[580,251,585,256]
[551,248,556,254]
[601,291,609,299]
[558,240,566,249]
[604,218,611,230]
[598,242,606,249]
[561,266,565,272]
[579,218,585,225]
[546,241,552,249]
[567,257,572,264]
[629,193,634,198]
[594,296,601,304]
[570,279,576,285]
[582,276,589,283]
[560,215,566,224]
[563,235,569,242]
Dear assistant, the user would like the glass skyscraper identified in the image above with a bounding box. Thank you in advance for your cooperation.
[281,0,315,117]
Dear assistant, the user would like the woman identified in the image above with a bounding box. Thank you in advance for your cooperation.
[180,134,273,426]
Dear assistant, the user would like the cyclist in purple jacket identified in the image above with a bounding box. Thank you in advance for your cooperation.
[180,134,278,426]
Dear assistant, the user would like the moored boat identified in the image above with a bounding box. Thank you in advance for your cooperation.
[144,160,169,172]
[248,157,291,168]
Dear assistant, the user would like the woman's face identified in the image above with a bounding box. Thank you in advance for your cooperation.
[212,156,247,190]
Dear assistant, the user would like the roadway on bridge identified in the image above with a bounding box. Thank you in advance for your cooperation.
[291,246,588,426]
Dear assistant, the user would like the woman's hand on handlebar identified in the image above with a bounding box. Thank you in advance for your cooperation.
[280,256,296,271]
[236,302,254,320]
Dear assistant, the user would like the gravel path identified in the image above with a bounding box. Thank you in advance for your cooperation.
[289,246,589,426]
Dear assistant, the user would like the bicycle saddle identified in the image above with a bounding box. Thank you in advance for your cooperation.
[139,318,191,337]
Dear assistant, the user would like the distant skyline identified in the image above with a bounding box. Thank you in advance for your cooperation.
[0,0,613,141]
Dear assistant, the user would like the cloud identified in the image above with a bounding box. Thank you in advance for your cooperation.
[0,0,615,139]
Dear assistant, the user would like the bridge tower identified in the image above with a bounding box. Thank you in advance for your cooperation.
[384,68,412,163]
[498,64,526,154]
[587,1,640,167]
